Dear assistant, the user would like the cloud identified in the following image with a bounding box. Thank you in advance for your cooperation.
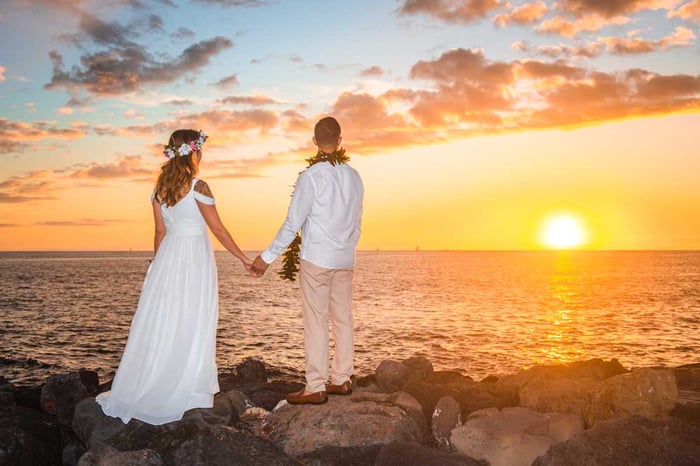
[322,47,700,154]
[397,0,500,23]
[36,218,128,227]
[669,0,700,22]
[45,37,233,95]
[0,66,5,82]
[218,94,279,106]
[0,223,20,227]
[172,27,195,40]
[493,1,548,26]
[0,155,153,203]
[124,108,145,120]
[537,14,631,37]
[194,0,266,6]
[0,118,87,153]
[166,99,194,106]
[599,26,696,54]
[215,74,239,88]
[360,66,385,77]
[557,0,681,18]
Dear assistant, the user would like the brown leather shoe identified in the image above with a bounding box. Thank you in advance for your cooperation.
[286,389,328,405]
[326,380,353,396]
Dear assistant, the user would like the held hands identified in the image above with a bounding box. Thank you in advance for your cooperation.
[250,255,270,277]
[240,255,254,274]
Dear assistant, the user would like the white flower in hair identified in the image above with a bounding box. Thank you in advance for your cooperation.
[164,147,176,159]
[178,143,193,156]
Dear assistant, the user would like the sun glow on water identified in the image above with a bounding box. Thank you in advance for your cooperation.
[541,215,587,249]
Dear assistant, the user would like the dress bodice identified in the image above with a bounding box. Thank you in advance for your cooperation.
[156,178,215,235]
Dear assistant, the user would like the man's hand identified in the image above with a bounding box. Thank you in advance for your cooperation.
[250,255,270,277]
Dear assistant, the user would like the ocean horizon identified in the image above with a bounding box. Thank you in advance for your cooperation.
[1,250,698,387]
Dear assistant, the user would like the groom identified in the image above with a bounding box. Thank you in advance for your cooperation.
[251,116,364,405]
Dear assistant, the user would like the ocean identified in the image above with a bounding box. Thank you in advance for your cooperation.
[1,250,698,386]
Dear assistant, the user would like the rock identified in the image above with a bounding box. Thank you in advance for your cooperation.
[495,358,627,398]
[673,363,700,391]
[223,389,256,416]
[77,445,163,465]
[402,356,434,383]
[40,372,92,427]
[519,376,599,419]
[375,440,488,466]
[564,358,628,380]
[14,385,42,411]
[73,395,297,465]
[0,405,62,466]
[263,391,430,460]
[169,426,298,466]
[73,393,236,450]
[218,377,303,412]
[62,435,86,466]
[181,393,236,426]
[72,398,123,448]
[672,389,700,428]
[404,378,500,425]
[532,415,700,466]
[236,357,268,383]
[78,370,100,396]
[450,407,584,466]
[671,363,700,428]
[432,396,462,451]
[585,368,678,426]
[376,360,410,393]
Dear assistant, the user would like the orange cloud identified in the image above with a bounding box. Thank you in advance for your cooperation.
[218,94,280,106]
[36,218,129,227]
[360,66,385,77]
[0,66,5,82]
[537,14,630,37]
[493,1,548,26]
[0,155,154,203]
[669,0,700,23]
[0,118,87,153]
[599,26,696,54]
[397,0,500,23]
[557,0,681,18]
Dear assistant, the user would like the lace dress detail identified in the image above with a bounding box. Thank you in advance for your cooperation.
[97,178,219,425]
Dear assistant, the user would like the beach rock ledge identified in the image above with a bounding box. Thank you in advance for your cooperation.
[1,357,699,465]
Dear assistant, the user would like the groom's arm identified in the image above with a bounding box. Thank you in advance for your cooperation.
[260,172,314,265]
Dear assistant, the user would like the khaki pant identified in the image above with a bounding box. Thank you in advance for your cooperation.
[299,259,354,393]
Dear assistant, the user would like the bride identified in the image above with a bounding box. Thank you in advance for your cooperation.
[96,129,252,425]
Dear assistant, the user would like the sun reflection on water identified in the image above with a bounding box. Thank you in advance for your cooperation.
[540,252,587,365]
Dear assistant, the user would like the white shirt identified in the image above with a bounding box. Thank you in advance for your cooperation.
[261,161,364,269]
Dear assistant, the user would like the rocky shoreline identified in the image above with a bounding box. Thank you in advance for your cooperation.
[1,357,699,465]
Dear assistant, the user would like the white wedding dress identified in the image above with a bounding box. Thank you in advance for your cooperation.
[96,178,220,425]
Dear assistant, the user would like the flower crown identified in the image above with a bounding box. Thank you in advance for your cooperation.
[163,130,208,159]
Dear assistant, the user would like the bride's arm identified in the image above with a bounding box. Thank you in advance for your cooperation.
[152,198,166,254]
[197,201,252,266]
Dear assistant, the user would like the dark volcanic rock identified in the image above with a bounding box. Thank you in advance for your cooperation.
[532,415,700,466]
[432,396,462,451]
[375,440,488,466]
[73,393,297,465]
[264,391,430,460]
[0,405,61,466]
[404,378,501,425]
[375,360,410,393]
[40,372,93,428]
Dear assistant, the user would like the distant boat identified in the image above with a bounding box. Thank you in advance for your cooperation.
[415,245,419,252]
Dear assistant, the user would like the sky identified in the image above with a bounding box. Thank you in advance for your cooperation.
[0,0,699,252]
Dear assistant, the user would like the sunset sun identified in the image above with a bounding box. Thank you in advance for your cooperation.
[541,215,587,249]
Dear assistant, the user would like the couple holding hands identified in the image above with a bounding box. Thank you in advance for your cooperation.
[96,117,364,425]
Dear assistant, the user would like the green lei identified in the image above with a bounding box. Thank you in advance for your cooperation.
[278,148,350,281]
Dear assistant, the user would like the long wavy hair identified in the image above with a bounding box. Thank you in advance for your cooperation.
[154,129,201,207]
